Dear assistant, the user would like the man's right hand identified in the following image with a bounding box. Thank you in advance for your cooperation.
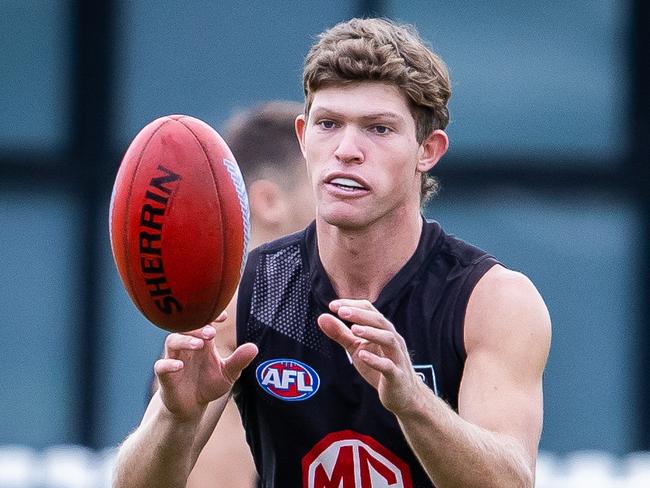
[154,311,259,422]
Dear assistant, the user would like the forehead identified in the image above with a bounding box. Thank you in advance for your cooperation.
[309,82,413,121]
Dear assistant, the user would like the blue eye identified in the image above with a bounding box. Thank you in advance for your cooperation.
[319,120,336,129]
[373,125,391,134]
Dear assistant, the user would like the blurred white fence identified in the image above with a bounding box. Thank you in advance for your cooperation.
[2,446,650,487]
[0,446,116,488]
[536,451,650,488]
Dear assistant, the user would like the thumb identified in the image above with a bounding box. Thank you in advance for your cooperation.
[222,342,259,383]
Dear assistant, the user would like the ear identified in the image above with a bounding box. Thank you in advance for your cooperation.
[248,179,286,226]
[295,114,307,158]
[417,129,449,173]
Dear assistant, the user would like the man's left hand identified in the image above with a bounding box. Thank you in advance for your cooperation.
[318,299,424,414]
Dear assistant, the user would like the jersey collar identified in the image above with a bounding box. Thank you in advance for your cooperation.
[304,216,444,312]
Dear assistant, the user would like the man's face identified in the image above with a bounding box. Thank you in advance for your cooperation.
[297,82,424,230]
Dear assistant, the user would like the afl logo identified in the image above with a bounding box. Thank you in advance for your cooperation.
[256,358,320,401]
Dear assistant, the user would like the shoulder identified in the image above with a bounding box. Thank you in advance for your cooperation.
[438,234,492,267]
[426,223,498,293]
[424,219,491,266]
[464,265,551,362]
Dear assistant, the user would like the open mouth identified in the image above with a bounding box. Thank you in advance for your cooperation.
[328,177,368,192]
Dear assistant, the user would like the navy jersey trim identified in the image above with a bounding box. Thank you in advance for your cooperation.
[304,216,445,310]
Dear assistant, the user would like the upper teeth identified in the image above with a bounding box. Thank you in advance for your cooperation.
[331,177,363,188]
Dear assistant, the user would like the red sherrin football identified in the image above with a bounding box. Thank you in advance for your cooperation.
[109,115,250,332]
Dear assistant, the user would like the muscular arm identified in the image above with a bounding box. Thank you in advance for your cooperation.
[394,266,550,487]
[186,397,257,488]
[185,297,258,488]
[113,391,231,488]
[319,265,550,488]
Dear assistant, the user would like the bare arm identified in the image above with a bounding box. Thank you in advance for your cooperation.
[113,390,231,488]
[185,296,258,488]
[393,266,550,487]
[112,309,258,488]
[186,398,257,488]
[318,266,550,488]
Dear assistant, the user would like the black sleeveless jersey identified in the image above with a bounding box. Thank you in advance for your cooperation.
[234,219,498,488]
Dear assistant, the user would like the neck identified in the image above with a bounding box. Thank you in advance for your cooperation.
[317,209,423,302]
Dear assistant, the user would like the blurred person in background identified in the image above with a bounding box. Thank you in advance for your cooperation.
[115,18,550,487]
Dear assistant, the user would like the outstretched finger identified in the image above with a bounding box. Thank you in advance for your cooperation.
[338,306,395,332]
[212,310,228,323]
[164,332,209,359]
[351,325,405,351]
[221,343,259,384]
[154,358,184,377]
[329,299,377,314]
[318,313,364,351]
[358,349,397,377]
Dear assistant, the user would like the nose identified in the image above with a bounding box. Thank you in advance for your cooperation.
[334,126,364,164]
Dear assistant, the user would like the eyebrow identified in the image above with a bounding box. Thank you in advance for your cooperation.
[310,108,406,124]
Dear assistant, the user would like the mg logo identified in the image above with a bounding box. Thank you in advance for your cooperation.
[302,430,412,488]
